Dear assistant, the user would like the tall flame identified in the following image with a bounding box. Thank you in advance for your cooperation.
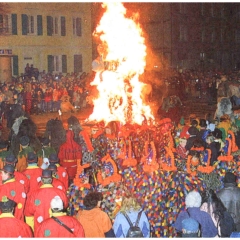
[88,2,154,125]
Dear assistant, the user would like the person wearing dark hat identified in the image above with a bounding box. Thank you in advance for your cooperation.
[24,169,68,233]
[185,126,199,151]
[197,118,210,147]
[0,196,33,237]
[16,135,34,172]
[38,163,66,192]
[0,164,27,221]
[4,154,30,194]
[181,217,199,237]
[22,152,42,195]
[36,137,56,169]
[35,196,85,237]
[0,140,9,170]
[217,172,240,231]
[212,128,224,155]
[205,133,220,166]
[49,153,69,190]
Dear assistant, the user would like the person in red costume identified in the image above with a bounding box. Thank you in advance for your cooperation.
[2,154,30,194]
[35,196,85,237]
[38,164,66,192]
[49,153,69,189]
[58,129,82,184]
[24,169,68,233]
[0,196,33,237]
[22,152,42,195]
[0,164,27,221]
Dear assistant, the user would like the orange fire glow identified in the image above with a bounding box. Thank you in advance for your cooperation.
[88,2,154,125]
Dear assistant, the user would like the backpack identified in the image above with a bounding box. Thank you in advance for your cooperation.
[122,210,144,238]
[218,211,236,237]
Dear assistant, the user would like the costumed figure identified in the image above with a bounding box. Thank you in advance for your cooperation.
[0,196,33,237]
[35,196,85,237]
[36,137,56,169]
[22,152,43,195]
[58,130,82,182]
[0,164,27,221]
[24,169,68,233]
[9,116,41,157]
[158,95,183,124]
[43,118,66,153]
[67,161,94,216]
[49,153,69,190]
[0,140,9,170]
[16,136,34,172]
[96,154,124,219]
[3,154,30,194]
[214,97,235,122]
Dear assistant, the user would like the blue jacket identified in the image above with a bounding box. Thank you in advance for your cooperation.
[113,209,150,238]
[174,207,218,237]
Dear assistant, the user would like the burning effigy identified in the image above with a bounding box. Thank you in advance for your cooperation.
[67,2,240,237]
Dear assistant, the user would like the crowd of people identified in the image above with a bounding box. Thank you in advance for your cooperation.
[1,65,240,237]
[0,65,93,118]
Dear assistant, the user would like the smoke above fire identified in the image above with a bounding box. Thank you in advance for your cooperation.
[88,2,154,126]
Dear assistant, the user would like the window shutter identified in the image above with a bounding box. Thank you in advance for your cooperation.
[47,55,54,73]
[62,55,67,73]
[37,15,43,35]
[12,55,19,76]
[61,16,66,36]
[12,14,17,35]
[22,14,28,35]
[47,16,53,36]
[74,54,82,73]
[76,17,81,36]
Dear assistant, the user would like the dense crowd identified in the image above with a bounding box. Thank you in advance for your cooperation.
[0,66,240,237]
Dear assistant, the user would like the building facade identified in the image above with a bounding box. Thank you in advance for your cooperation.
[92,2,238,73]
[0,2,92,82]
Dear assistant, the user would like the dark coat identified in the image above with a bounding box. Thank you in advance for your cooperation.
[174,207,218,237]
[217,183,240,232]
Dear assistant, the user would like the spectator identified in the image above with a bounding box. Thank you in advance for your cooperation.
[217,172,240,232]
[176,132,189,160]
[76,191,115,237]
[185,126,199,151]
[35,196,85,237]
[113,195,150,238]
[181,217,199,238]
[201,189,236,237]
[174,190,217,237]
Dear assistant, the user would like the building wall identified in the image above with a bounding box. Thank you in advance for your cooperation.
[122,3,238,72]
[0,2,92,78]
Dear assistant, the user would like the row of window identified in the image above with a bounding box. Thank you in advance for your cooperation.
[178,25,240,43]
[0,14,82,36]
[12,54,82,76]
[179,3,225,18]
